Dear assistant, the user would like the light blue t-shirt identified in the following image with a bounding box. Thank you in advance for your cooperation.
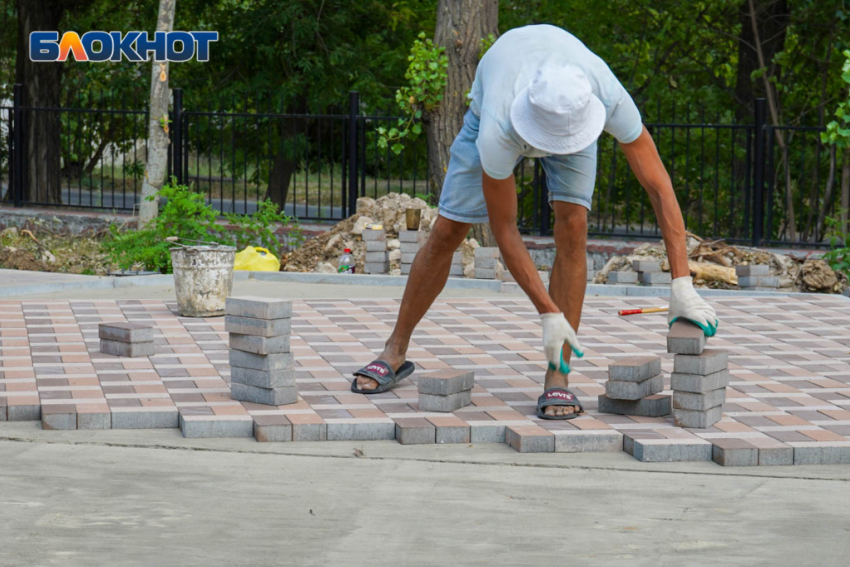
[469,24,643,179]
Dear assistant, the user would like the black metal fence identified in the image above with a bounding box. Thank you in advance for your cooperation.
[1,85,841,247]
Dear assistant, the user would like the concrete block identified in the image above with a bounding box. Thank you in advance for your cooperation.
[607,271,638,284]
[667,320,706,355]
[792,444,850,465]
[418,369,474,396]
[365,240,387,252]
[363,261,389,274]
[609,355,661,382]
[673,388,727,411]
[711,438,758,467]
[501,271,516,283]
[180,415,254,438]
[229,333,290,355]
[747,436,794,466]
[739,275,779,288]
[597,394,671,417]
[229,350,293,372]
[672,405,723,429]
[475,256,498,269]
[111,408,178,429]
[469,424,506,444]
[365,251,388,263]
[475,268,496,280]
[419,390,472,412]
[98,322,154,343]
[624,434,712,462]
[428,416,471,444]
[452,251,463,264]
[736,264,769,277]
[538,270,550,284]
[253,415,292,442]
[554,430,623,453]
[77,409,111,430]
[225,296,292,320]
[362,229,386,241]
[605,375,663,400]
[230,383,298,406]
[671,369,730,393]
[474,247,500,260]
[230,366,296,389]
[289,415,327,442]
[41,405,76,431]
[326,421,395,441]
[401,263,412,275]
[398,230,426,243]
[449,265,465,277]
[225,315,291,337]
[400,252,418,264]
[0,401,5,422]
[505,425,555,453]
[100,339,155,358]
[7,404,40,421]
[395,418,436,445]
[640,271,672,285]
[673,349,728,375]
[631,259,661,273]
[400,242,422,253]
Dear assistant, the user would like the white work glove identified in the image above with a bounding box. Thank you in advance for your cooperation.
[541,312,584,375]
[668,276,718,336]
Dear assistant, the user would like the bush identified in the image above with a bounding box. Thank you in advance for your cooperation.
[223,199,303,258]
[823,213,850,278]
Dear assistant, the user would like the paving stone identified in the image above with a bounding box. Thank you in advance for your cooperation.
[362,228,386,241]
[111,408,179,429]
[364,261,389,274]
[418,369,475,396]
[7,404,41,421]
[475,256,498,269]
[400,242,422,253]
[609,355,661,382]
[554,429,623,453]
[474,268,496,280]
[736,264,769,276]
[225,296,292,319]
[231,383,298,406]
[230,366,296,388]
[673,349,728,375]
[605,375,663,400]
[672,405,723,428]
[400,252,418,264]
[0,401,5,422]
[452,251,463,263]
[597,394,671,417]
[365,240,388,252]
[326,420,395,441]
[607,271,637,284]
[671,369,730,393]
[229,350,293,372]
[505,424,555,453]
[180,414,254,438]
[365,251,389,263]
[624,433,712,462]
[747,436,794,466]
[792,443,850,465]
[428,416,471,444]
[77,409,111,430]
[537,270,550,283]
[401,263,413,275]
[98,322,154,343]
[739,275,780,288]
[289,414,327,442]
[673,388,727,411]
[225,315,291,337]
[229,333,290,355]
[395,418,436,445]
[711,438,759,467]
[667,320,706,355]
[41,404,77,431]
[474,247,500,260]
[640,271,672,285]
[449,265,464,277]
[631,259,661,273]
[419,390,472,412]
[253,415,292,442]
[100,339,155,358]
[398,230,426,243]
[470,424,506,444]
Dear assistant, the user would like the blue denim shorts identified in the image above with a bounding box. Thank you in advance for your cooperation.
[438,109,597,224]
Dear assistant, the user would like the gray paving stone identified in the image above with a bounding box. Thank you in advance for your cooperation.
[394,418,436,445]
[711,438,759,466]
[474,247,500,260]
[401,263,413,275]
[229,333,290,355]
[418,369,475,396]
[673,349,728,375]
[180,415,254,438]
[365,240,388,252]
[735,264,769,276]
[365,251,389,263]
[230,366,296,388]
[77,411,111,430]
[0,403,5,422]
[449,265,464,277]
[793,444,850,465]
[739,275,780,288]
[362,229,386,241]
[469,424,506,443]
[554,430,623,453]
[363,261,389,274]
[419,390,472,412]
[111,409,178,429]
[452,251,463,263]
[435,424,471,444]
[100,339,155,358]
[225,296,292,319]
[746,437,795,466]
[253,415,292,442]
[98,322,154,343]
[505,425,555,453]
[474,268,496,280]
[225,315,291,337]
[673,388,727,411]
[398,230,426,243]
[400,242,422,253]
[605,375,663,400]
[326,421,395,441]
[640,271,672,285]
[597,394,671,417]
[475,256,498,269]
[609,355,661,382]
[672,405,723,429]
[400,252,418,264]
[624,434,712,462]
[537,270,550,284]
[291,421,327,442]
[671,369,730,393]
[41,406,76,431]
[607,271,637,284]
[631,259,661,273]
[229,350,293,372]
[230,383,298,406]
[667,320,706,355]
[7,404,40,421]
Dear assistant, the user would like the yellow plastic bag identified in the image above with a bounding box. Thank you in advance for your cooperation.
[234,246,280,272]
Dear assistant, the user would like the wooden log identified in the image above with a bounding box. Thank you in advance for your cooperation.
[689,261,738,284]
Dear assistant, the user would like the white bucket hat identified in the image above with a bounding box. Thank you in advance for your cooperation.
[510,64,606,155]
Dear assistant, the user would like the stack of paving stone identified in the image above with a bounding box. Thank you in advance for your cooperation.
[598,355,670,416]
[501,268,550,284]
[450,250,464,278]
[632,259,671,286]
[474,247,501,279]
[363,227,388,274]
[606,269,638,285]
[99,323,155,357]
[736,264,778,291]
[399,230,426,275]
[668,320,729,428]
[418,369,474,412]
[226,296,297,406]
[586,256,596,281]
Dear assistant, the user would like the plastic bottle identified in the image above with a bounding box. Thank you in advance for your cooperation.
[338,248,355,274]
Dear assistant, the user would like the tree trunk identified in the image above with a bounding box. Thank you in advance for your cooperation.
[841,149,850,234]
[138,0,176,227]
[816,145,837,240]
[734,0,789,120]
[263,117,300,211]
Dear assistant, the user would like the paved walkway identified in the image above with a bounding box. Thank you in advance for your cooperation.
[2,294,850,466]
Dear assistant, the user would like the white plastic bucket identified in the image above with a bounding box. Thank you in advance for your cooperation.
[170,245,236,317]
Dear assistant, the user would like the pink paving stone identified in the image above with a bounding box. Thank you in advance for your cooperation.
[801,429,848,442]
[505,424,555,453]
[820,409,850,420]
[203,393,233,403]
[212,405,250,416]
[571,417,614,430]
[349,408,388,419]
[767,414,810,426]
[140,398,176,407]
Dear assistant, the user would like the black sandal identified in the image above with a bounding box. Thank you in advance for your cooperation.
[536,388,583,420]
[351,360,415,394]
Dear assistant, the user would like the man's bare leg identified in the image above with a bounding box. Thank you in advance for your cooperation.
[355,215,471,390]
[542,201,589,417]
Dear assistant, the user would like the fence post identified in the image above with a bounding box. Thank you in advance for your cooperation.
[347,91,360,217]
[12,84,24,208]
[752,97,767,246]
[173,88,184,186]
